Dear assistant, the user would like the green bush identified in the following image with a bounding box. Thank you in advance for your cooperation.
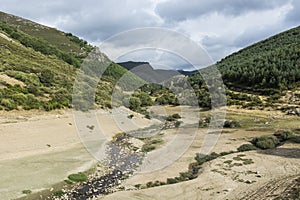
[237,144,258,152]
[129,97,141,111]
[146,181,154,188]
[64,179,73,184]
[127,114,134,119]
[166,178,178,184]
[198,117,211,127]
[290,136,300,143]
[22,190,32,195]
[145,114,151,119]
[12,93,27,105]
[281,130,295,140]
[223,120,241,128]
[195,152,220,165]
[166,114,181,121]
[141,144,156,152]
[53,190,65,197]
[172,113,181,119]
[188,162,201,174]
[68,172,87,182]
[198,120,208,127]
[179,171,196,181]
[133,92,153,107]
[251,136,279,149]
[174,121,182,128]
[1,98,16,110]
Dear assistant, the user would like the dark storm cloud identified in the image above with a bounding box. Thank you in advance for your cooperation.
[155,0,287,21]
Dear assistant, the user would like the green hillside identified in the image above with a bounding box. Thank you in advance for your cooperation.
[186,26,300,109]
[0,11,92,58]
[216,26,300,94]
[0,12,143,111]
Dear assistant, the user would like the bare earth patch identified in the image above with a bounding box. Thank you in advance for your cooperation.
[0,74,26,87]
[0,108,159,199]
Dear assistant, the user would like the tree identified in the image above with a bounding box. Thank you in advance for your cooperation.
[129,97,141,111]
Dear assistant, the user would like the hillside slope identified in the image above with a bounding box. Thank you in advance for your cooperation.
[0,11,92,59]
[215,26,300,94]
[0,12,143,111]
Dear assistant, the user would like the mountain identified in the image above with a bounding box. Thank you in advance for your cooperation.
[117,61,193,83]
[0,11,143,111]
[214,26,300,94]
[186,25,300,109]
[0,11,92,63]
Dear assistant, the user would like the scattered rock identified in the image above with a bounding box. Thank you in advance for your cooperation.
[287,108,300,116]
[86,125,95,130]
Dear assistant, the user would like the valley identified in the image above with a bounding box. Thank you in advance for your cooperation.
[0,10,299,200]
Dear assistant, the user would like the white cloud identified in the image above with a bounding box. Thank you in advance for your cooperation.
[0,0,299,68]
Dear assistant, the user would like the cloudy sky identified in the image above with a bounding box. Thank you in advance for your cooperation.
[0,0,299,69]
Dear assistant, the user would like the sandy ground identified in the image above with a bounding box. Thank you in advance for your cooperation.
[0,107,159,200]
[1,106,299,199]
[99,142,300,200]
[122,128,274,186]
[97,107,300,200]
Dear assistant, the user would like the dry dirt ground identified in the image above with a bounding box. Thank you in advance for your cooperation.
[0,107,159,200]
[1,106,299,200]
[99,143,300,200]
[98,107,300,200]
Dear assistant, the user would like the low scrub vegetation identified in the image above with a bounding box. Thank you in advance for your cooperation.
[237,144,258,152]
[223,120,241,128]
[22,190,32,195]
[67,172,87,182]
[251,136,280,149]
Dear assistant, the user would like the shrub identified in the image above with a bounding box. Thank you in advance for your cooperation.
[179,171,196,180]
[274,130,295,141]
[146,181,154,188]
[166,178,178,184]
[64,179,73,184]
[1,98,16,110]
[251,136,279,149]
[237,144,258,152]
[133,92,153,107]
[290,136,300,143]
[12,93,27,105]
[68,172,87,182]
[172,113,181,119]
[145,114,151,119]
[223,120,241,128]
[198,120,208,127]
[53,190,65,197]
[141,144,156,152]
[129,97,141,111]
[22,190,32,195]
[219,151,235,156]
[195,152,219,165]
[127,114,134,119]
[154,181,162,186]
[174,121,182,128]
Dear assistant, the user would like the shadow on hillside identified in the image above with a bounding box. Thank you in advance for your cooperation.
[259,147,300,159]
